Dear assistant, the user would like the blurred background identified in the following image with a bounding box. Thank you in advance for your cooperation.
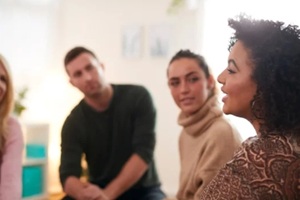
[1,0,299,198]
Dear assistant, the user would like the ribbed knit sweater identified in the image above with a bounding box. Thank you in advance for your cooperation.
[176,95,241,200]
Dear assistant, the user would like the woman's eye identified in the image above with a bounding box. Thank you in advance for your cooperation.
[227,68,236,74]
[0,75,7,83]
[188,77,199,83]
[170,81,179,87]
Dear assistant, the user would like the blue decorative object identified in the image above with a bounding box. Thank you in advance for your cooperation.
[26,144,46,159]
[22,166,43,197]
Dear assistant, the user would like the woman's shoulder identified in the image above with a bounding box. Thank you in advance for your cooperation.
[242,134,292,152]
[209,116,242,139]
[7,116,22,130]
[8,116,21,125]
[6,116,23,140]
[236,134,299,167]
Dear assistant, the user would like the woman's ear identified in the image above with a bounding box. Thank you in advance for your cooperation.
[207,75,215,90]
[69,78,74,86]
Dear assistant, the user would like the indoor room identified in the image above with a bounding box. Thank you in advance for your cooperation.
[0,0,299,199]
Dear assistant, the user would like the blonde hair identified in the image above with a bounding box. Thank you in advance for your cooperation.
[0,55,14,153]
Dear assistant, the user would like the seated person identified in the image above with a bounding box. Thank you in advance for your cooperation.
[0,55,23,199]
[59,46,165,200]
[200,15,300,200]
[166,50,242,199]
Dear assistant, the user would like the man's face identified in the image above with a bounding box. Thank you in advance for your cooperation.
[66,52,107,97]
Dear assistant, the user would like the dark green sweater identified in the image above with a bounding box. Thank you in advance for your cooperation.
[59,84,160,188]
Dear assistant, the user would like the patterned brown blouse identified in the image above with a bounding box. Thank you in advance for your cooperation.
[199,132,300,200]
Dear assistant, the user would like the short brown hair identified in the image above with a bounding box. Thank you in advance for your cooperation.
[64,46,97,66]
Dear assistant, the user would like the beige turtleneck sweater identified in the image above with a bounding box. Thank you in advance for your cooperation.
[175,95,241,200]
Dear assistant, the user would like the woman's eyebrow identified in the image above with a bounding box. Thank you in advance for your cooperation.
[228,59,239,70]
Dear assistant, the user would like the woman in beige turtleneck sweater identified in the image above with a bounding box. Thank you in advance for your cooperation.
[166,50,241,200]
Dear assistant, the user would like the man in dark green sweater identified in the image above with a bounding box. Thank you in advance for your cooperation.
[59,46,165,200]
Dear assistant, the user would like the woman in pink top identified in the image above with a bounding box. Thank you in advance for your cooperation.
[0,55,23,199]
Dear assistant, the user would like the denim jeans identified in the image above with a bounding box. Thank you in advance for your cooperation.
[62,185,166,200]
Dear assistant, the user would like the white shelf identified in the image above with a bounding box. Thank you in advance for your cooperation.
[22,123,49,200]
[23,158,47,166]
[22,193,48,200]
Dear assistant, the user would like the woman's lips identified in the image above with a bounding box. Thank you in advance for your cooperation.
[222,95,228,103]
[180,97,194,105]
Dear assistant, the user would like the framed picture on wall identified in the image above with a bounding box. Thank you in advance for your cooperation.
[149,24,171,57]
[122,25,143,58]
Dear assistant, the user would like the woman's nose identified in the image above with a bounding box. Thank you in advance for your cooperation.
[180,81,189,93]
[217,70,225,85]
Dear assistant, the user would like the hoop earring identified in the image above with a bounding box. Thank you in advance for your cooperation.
[251,100,256,110]
[251,99,264,120]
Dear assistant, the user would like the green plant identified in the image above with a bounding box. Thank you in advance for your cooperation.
[13,87,28,116]
[167,0,185,14]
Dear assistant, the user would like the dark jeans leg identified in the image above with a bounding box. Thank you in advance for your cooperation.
[139,186,166,200]
[117,185,166,200]
[61,195,75,200]
[61,184,165,200]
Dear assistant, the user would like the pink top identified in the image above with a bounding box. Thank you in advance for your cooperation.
[0,116,23,199]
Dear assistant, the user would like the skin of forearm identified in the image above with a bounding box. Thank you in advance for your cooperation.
[64,176,88,199]
[103,153,148,199]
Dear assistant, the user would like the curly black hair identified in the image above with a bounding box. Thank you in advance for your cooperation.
[228,14,300,133]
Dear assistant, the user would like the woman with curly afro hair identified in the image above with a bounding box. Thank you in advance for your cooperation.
[199,15,300,199]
